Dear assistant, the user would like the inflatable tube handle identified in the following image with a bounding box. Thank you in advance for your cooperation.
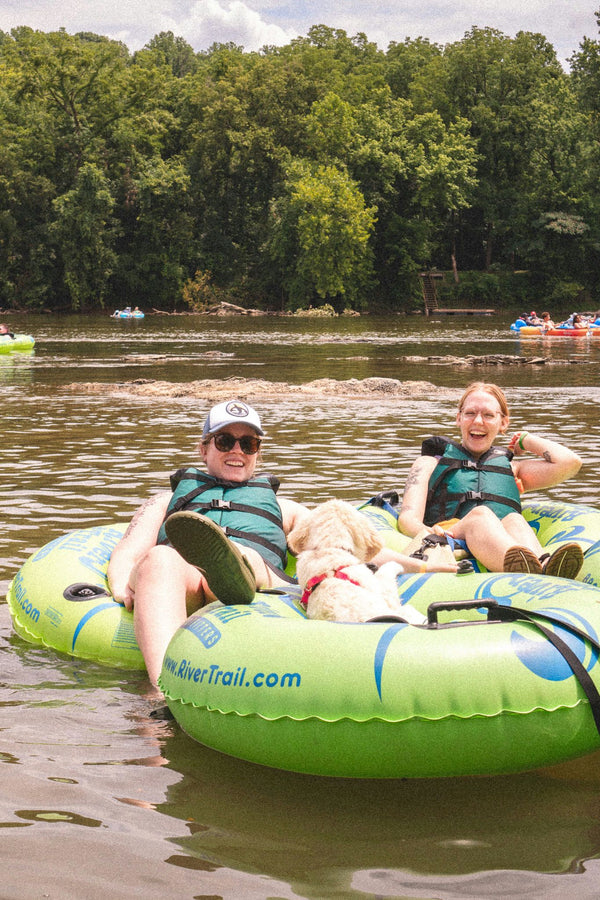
[63,583,112,602]
[427,599,499,627]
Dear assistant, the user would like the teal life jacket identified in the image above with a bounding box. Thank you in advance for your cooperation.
[422,436,522,526]
[156,467,288,572]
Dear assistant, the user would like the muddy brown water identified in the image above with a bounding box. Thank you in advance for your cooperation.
[2,312,600,899]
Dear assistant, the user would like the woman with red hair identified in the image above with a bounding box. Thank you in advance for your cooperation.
[397,382,583,578]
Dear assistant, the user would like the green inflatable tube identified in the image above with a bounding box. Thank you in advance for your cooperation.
[7,523,144,669]
[0,333,35,352]
[160,501,600,778]
[8,500,600,778]
[159,572,600,778]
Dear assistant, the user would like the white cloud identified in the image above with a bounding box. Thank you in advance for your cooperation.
[0,0,596,63]
[166,0,297,50]
[0,0,297,52]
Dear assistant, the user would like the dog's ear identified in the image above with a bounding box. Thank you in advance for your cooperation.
[353,514,384,561]
[364,529,384,560]
[335,503,384,561]
[287,513,312,555]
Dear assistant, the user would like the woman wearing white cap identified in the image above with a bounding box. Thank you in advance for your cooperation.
[108,399,310,685]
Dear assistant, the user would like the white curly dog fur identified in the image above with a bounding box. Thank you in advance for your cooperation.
[287,499,425,624]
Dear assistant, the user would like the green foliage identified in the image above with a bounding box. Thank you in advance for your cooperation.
[546,279,587,306]
[182,270,229,310]
[293,303,337,317]
[267,161,376,310]
[50,162,119,309]
[144,31,198,77]
[112,156,193,308]
[0,21,599,311]
[438,270,503,305]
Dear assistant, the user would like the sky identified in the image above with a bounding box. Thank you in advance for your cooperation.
[0,1,597,67]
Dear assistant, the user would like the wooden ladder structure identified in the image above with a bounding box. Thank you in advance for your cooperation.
[420,272,442,316]
[419,272,496,317]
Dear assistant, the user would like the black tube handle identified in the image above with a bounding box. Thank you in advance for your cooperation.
[427,599,499,627]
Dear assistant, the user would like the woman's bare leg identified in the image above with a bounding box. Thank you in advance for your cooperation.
[130,545,207,686]
[449,507,542,571]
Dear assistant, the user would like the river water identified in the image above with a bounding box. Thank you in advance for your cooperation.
[3,312,600,900]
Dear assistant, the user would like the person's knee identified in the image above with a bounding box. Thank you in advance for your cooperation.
[239,547,261,576]
[135,544,204,608]
[463,506,498,528]
[503,512,529,530]
[136,544,183,579]
[502,512,540,545]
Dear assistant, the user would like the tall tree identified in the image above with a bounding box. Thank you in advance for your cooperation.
[437,27,564,269]
[113,157,193,308]
[50,162,119,309]
[267,161,376,309]
[144,31,198,77]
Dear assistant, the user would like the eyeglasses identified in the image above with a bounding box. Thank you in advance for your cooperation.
[460,409,500,422]
[209,432,262,455]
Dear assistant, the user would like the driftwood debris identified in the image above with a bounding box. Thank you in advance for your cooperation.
[400,354,575,366]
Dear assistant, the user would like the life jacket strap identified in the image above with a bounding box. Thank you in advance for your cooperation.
[224,526,288,568]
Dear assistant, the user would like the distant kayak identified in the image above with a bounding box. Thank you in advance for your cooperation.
[545,327,589,337]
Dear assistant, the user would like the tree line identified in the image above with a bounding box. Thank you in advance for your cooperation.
[1,18,600,314]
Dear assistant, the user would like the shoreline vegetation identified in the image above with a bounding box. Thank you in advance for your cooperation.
[0,299,573,318]
[1,24,600,315]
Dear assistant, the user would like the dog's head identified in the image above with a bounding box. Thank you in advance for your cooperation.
[287,499,383,562]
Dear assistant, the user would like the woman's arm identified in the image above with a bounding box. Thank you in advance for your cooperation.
[510,432,582,492]
[397,456,437,537]
[280,497,310,536]
[107,491,171,606]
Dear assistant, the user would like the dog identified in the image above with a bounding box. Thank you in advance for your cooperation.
[287,499,425,624]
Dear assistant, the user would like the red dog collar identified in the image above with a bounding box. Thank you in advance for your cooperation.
[300,566,362,608]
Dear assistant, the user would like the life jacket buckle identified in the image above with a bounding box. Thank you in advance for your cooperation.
[465,490,483,500]
[210,498,231,509]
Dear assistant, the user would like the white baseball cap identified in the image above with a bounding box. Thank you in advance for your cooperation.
[202,400,264,436]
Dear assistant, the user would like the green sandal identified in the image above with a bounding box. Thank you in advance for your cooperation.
[165,511,256,605]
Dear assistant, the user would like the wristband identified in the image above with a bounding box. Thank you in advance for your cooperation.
[508,431,521,452]
[518,431,530,451]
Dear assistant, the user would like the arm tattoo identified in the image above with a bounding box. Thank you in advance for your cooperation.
[123,493,166,538]
[542,450,552,463]
[403,470,421,492]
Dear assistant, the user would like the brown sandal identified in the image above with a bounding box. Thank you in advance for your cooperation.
[503,546,543,574]
[541,544,584,580]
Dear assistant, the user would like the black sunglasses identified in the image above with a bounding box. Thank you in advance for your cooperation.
[209,432,262,455]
